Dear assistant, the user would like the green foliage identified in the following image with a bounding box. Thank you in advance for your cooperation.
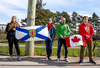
[21,0,72,26]
[36,9,54,25]
[72,11,77,22]
[91,13,99,22]
[20,1,100,27]
[92,12,99,19]
[72,11,83,23]
[88,17,92,21]
[53,11,62,24]
[62,11,71,23]
[36,0,46,9]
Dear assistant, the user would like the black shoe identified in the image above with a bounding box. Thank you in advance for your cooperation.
[48,55,51,60]
[90,60,96,64]
[78,60,83,63]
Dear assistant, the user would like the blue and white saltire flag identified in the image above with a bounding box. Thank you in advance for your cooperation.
[15,26,51,41]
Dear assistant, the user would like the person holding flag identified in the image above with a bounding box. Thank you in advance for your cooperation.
[56,18,70,62]
[45,18,55,60]
[5,16,21,61]
[78,16,96,64]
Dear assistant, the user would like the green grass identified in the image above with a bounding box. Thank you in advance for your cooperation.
[0,39,100,57]
[0,46,100,57]
[0,40,58,46]
[0,40,100,47]
[0,40,25,45]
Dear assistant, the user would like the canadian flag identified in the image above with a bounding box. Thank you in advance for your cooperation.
[65,34,86,48]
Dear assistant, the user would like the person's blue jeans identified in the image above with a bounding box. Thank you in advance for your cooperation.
[45,40,53,56]
[57,38,68,59]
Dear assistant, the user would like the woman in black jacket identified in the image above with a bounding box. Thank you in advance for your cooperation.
[5,16,21,61]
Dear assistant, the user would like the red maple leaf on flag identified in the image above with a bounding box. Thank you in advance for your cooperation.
[71,36,80,43]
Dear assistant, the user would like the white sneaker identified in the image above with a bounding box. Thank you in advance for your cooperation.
[45,55,48,60]
[9,56,12,61]
[18,56,21,61]
[57,58,60,62]
[65,58,68,62]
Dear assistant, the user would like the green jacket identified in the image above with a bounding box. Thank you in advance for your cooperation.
[56,24,70,38]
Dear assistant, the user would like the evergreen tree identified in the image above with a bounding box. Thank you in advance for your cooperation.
[92,12,99,19]
[36,0,46,9]
[61,11,71,23]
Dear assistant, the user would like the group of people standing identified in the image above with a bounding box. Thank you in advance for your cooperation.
[45,16,96,64]
[5,16,96,64]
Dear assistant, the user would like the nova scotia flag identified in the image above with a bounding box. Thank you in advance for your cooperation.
[15,26,50,41]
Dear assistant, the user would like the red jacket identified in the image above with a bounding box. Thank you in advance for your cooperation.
[47,23,53,31]
[79,23,94,41]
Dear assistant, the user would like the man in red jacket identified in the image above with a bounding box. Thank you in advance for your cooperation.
[78,16,96,64]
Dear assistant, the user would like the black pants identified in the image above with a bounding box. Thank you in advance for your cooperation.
[8,36,20,56]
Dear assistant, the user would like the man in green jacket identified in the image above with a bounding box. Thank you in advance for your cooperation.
[56,18,70,62]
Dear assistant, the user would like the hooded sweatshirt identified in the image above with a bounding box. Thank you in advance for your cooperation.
[56,23,70,38]
[79,23,94,41]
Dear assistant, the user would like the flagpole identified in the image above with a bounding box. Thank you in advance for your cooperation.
[25,0,36,56]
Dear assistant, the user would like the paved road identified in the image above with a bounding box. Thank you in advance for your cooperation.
[0,56,100,68]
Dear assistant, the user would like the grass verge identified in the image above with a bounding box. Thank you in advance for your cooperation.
[0,46,100,57]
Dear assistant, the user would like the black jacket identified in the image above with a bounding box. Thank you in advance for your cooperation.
[5,23,19,39]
